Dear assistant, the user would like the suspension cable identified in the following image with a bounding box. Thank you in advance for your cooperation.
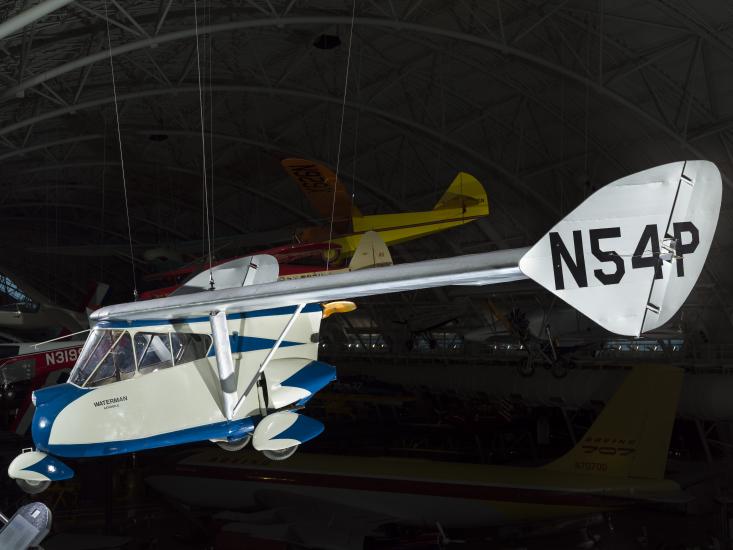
[208,0,216,255]
[325,0,357,271]
[103,0,137,300]
[349,39,363,211]
[193,0,214,289]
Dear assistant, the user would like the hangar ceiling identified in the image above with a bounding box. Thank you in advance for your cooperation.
[0,0,732,345]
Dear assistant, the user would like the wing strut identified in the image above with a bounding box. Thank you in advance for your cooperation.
[232,303,306,418]
[209,310,237,420]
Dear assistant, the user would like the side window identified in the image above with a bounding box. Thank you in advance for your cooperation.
[171,333,212,365]
[88,333,135,387]
[134,333,172,374]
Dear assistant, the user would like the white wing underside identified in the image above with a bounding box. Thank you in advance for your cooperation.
[92,248,528,322]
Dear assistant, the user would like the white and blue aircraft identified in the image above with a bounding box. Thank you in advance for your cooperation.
[7,161,722,494]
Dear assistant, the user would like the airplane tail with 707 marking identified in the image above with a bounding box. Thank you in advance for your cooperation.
[7,161,721,493]
[145,365,685,544]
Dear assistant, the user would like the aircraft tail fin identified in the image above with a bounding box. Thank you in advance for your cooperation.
[433,172,489,216]
[544,365,683,479]
[83,282,110,316]
[519,160,721,336]
[349,231,393,271]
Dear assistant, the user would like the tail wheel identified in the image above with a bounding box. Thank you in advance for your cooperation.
[16,478,50,495]
[262,445,298,461]
[216,435,252,452]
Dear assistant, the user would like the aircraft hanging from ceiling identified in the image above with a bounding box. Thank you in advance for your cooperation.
[140,159,488,299]
[0,232,390,436]
[6,161,721,495]
[280,158,489,257]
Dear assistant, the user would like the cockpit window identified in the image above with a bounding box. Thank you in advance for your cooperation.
[173,333,212,364]
[70,329,123,386]
[88,333,135,387]
[134,333,173,374]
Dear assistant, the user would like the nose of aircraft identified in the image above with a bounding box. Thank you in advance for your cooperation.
[31,383,91,452]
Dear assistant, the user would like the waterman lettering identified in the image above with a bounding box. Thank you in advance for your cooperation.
[94,396,128,408]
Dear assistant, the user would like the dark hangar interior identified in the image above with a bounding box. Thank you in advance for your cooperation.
[1,1,733,549]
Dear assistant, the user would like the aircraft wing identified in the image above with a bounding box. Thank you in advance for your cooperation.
[217,489,393,550]
[91,248,528,322]
[281,158,356,232]
[93,161,721,338]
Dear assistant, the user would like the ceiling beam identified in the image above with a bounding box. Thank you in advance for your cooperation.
[0,0,74,42]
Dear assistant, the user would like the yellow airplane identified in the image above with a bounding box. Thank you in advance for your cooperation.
[148,365,685,542]
[281,158,489,261]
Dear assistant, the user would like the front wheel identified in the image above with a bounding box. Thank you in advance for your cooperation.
[262,445,298,461]
[16,478,50,494]
[216,435,252,452]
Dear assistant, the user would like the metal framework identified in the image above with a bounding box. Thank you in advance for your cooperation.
[0,0,731,344]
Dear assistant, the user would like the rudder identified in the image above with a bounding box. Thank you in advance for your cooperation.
[434,172,489,216]
[544,365,683,479]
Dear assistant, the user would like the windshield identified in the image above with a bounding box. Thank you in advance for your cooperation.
[70,329,125,386]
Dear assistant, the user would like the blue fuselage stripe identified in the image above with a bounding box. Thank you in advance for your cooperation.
[207,335,303,357]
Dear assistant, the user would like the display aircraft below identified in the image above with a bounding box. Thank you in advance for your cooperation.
[147,365,685,549]
[6,161,721,497]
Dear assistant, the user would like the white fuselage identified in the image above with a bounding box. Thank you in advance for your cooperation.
[35,305,324,455]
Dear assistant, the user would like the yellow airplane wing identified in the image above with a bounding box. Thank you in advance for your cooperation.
[282,158,359,234]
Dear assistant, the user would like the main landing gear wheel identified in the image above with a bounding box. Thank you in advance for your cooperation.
[216,435,251,452]
[16,479,50,495]
[262,445,298,461]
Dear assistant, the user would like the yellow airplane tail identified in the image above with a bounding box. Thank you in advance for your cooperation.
[433,171,488,214]
[346,172,489,254]
[544,365,683,479]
